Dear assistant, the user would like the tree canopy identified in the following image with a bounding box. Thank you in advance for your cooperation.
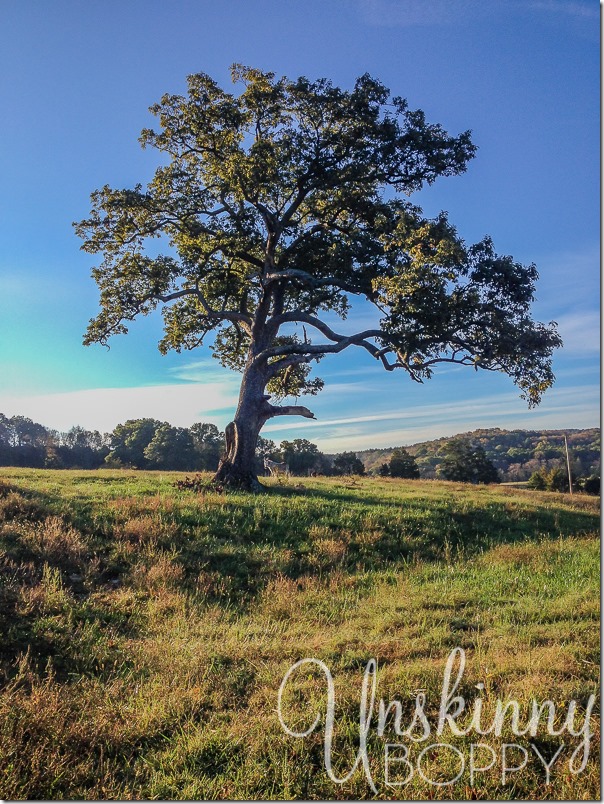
[76,66,561,488]
[333,452,365,476]
[388,447,420,479]
[437,438,499,484]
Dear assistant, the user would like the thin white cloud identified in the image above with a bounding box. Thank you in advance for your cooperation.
[317,398,599,452]
[555,310,600,356]
[554,363,600,380]
[533,243,599,309]
[263,384,599,450]
[167,359,241,385]
[326,366,379,379]
[0,383,239,434]
[0,371,596,450]
[264,389,523,432]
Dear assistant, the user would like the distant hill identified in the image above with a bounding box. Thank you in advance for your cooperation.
[356,427,600,481]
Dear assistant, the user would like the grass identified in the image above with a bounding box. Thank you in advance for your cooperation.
[0,468,599,799]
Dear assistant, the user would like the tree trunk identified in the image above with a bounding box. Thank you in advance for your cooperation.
[212,345,317,490]
[213,364,268,491]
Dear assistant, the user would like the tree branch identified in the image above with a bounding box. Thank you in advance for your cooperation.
[262,268,362,295]
[277,183,310,233]
[149,288,253,334]
[258,310,506,382]
[265,353,315,379]
[257,312,385,364]
[263,403,316,420]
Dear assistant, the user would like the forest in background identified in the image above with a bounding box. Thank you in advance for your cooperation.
[358,427,600,482]
[0,413,598,485]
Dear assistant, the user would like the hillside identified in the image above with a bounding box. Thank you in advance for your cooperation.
[358,427,600,481]
[0,469,599,799]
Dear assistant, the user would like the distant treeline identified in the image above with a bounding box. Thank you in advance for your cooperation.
[1,416,599,488]
[0,414,363,476]
[358,427,600,483]
[0,414,224,471]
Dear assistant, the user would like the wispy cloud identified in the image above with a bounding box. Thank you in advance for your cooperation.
[315,396,599,452]
[533,243,599,310]
[268,388,523,432]
[530,244,599,359]
[0,383,239,434]
[167,359,241,385]
[263,384,599,450]
[555,310,600,356]
[0,367,597,450]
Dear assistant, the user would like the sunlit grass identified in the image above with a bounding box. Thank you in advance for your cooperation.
[0,468,599,799]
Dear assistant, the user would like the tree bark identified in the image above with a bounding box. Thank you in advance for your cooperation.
[213,363,269,491]
[212,354,317,490]
[212,270,318,490]
[214,419,265,491]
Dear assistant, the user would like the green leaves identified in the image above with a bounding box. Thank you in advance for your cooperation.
[76,65,560,410]
[437,438,500,484]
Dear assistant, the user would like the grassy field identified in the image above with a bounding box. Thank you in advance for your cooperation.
[0,468,599,800]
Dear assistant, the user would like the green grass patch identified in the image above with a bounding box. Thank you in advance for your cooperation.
[0,469,599,799]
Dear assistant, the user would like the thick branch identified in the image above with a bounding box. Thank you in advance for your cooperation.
[276,182,311,234]
[256,312,386,365]
[271,312,378,341]
[259,310,508,382]
[262,268,362,296]
[263,403,316,420]
[223,249,265,269]
[265,354,314,379]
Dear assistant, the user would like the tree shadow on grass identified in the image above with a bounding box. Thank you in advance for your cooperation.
[0,480,143,684]
[0,476,599,652]
[260,480,598,545]
[169,480,599,611]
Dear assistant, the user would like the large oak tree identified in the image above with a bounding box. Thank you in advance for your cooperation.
[76,66,561,490]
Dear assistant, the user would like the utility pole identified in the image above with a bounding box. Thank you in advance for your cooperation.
[564,434,573,495]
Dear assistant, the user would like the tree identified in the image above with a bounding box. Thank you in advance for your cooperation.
[60,426,108,468]
[506,447,532,462]
[189,422,224,470]
[527,469,547,490]
[106,419,163,468]
[6,416,52,467]
[76,66,561,490]
[280,438,323,475]
[527,465,574,493]
[9,416,52,449]
[256,436,278,459]
[144,424,198,470]
[0,414,14,465]
[579,475,600,495]
[544,466,572,493]
[437,438,499,484]
[389,447,420,479]
[333,452,365,476]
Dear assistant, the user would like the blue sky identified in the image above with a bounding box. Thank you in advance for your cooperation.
[0,0,599,450]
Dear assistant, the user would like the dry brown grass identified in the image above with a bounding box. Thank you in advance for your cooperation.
[0,469,598,799]
[20,515,86,564]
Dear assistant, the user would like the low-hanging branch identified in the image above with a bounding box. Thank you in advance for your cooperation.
[264,402,317,420]
[255,310,512,383]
